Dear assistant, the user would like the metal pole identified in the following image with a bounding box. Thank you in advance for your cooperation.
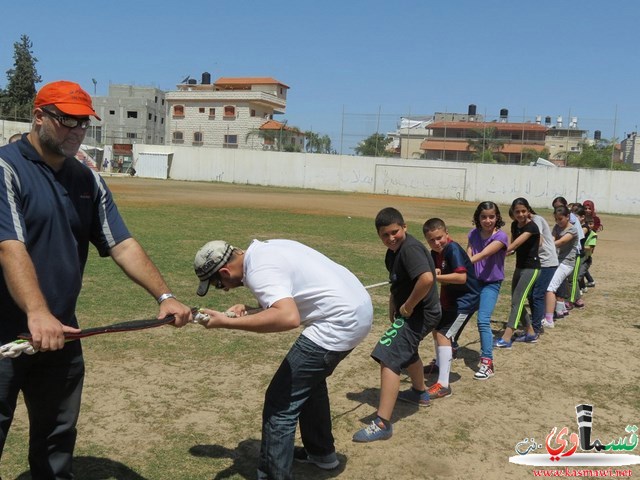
[340,105,344,155]
[611,105,617,169]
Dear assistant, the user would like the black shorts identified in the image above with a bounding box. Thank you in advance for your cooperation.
[371,316,434,375]
[437,310,474,339]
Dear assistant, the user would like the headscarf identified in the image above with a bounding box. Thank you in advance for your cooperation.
[583,200,602,231]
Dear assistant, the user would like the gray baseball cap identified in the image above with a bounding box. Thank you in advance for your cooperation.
[194,240,235,296]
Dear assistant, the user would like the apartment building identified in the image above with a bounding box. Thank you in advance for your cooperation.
[543,116,587,163]
[388,110,486,159]
[165,74,288,149]
[621,131,640,170]
[388,106,590,164]
[420,117,547,163]
[90,85,167,146]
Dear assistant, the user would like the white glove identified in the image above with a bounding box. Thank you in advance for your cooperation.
[192,309,237,326]
[0,340,37,359]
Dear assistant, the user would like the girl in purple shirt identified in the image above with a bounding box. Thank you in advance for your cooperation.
[466,201,508,380]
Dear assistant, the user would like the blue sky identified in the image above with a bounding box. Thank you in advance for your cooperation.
[2,0,638,152]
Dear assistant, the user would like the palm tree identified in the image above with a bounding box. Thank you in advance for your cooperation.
[466,127,505,163]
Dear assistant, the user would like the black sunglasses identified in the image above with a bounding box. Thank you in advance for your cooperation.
[211,274,225,290]
[41,108,91,130]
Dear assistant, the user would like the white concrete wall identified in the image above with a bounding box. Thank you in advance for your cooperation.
[133,144,640,215]
[1,120,31,145]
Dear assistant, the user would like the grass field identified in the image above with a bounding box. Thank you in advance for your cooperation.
[2,178,638,480]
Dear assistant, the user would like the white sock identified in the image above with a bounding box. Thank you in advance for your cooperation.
[436,346,452,387]
[555,301,565,314]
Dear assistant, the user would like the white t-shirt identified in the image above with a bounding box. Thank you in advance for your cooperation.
[243,239,373,351]
[532,215,559,268]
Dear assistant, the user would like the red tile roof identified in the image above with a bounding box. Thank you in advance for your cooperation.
[260,120,301,133]
[428,121,547,132]
[420,139,546,153]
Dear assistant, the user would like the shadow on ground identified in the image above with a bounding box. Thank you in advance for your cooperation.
[190,438,346,479]
[15,456,147,480]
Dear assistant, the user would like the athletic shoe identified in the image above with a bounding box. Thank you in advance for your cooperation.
[452,340,459,359]
[541,318,555,329]
[513,333,539,343]
[427,382,452,399]
[494,338,512,349]
[423,358,439,375]
[352,419,393,443]
[553,311,565,320]
[581,288,588,294]
[565,301,574,311]
[293,447,339,470]
[573,299,585,308]
[397,388,431,407]
[586,281,596,288]
[474,358,495,380]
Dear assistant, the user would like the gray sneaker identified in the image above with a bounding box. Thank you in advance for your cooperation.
[352,419,393,442]
[397,388,431,407]
[293,447,339,470]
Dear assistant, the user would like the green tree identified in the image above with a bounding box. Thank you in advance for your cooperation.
[304,131,333,154]
[520,147,550,165]
[245,122,302,152]
[562,139,631,169]
[1,35,41,121]
[354,133,393,157]
[466,127,505,163]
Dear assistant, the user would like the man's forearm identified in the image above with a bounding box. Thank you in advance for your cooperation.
[0,240,50,315]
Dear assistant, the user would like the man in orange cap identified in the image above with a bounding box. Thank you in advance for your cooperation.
[0,81,192,478]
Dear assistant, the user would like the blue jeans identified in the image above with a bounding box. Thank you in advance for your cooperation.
[528,266,557,332]
[258,335,352,480]
[476,281,502,360]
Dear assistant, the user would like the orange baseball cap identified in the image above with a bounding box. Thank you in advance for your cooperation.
[34,80,101,120]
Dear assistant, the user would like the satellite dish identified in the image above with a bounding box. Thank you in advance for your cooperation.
[180,75,190,84]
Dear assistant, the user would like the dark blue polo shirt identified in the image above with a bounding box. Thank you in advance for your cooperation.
[431,240,480,313]
[0,135,130,341]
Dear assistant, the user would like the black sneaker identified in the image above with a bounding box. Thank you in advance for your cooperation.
[293,447,339,470]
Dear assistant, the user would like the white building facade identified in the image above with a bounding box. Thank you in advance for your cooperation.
[165,75,288,150]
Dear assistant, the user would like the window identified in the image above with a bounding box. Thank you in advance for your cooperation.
[127,111,138,119]
[173,105,184,118]
[193,132,204,145]
[224,134,238,148]
[161,99,165,106]
[109,110,115,115]
[209,108,215,118]
[251,109,256,117]
[148,113,152,120]
[224,105,236,118]
[126,132,137,139]
[154,96,158,103]
[172,131,184,143]
[199,107,205,113]
[161,117,164,124]
[154,115,157,122]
